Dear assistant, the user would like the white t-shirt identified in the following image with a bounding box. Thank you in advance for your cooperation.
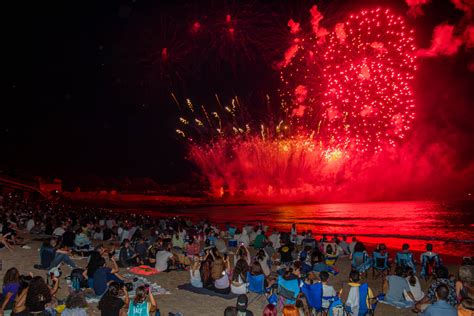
[155,250,173,272]
[322,284,337,308]
[26,219,35,231]
[53,227,66,236]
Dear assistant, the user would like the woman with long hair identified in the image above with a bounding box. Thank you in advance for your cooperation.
[61,291,88,316]
[25,276,58,315]
[211,255,231,294]
[11,275,32,316]
[1,267,20,315]
[98,281,129,316]
[127,286,156,316]
[230,259,249,295]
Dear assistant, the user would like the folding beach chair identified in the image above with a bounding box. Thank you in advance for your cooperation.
[301,282,338,315]
[395,252,416,273]
[345,283,380,316]
[351,252,372,278]
[246,272,268,305]
[277,275,300,305]
[372,252,389,279]
[420,253,441,281]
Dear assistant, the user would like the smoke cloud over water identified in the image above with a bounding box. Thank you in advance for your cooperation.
[184,2,473,202]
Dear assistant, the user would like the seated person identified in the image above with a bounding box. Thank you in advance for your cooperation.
[420,284,457,316]
[253,231,267,249]
[224,294,254,316]
[396,243,416,273]
[339,235,350,255]
[420,243,441,280]
[171,232,185,250]
[93,256,124,296]
[215,235,228,254]
[34,238,57,269]
[135,238,148,262]
[323,244,339,266]
[456,265,474,303]
[415,266,457,313]
[382,266,416,308]
[320,271,337,309]
[211,255,231,294]
[350,242,372,274]
[155,242,175,272]
[185,237,200,257]
[231,259,249,294]
[118,239,139,267]
[74,229,91,251]
[190,256,203,288]
[340,270,375,316]
[372,244,390,277]
[405,273,425,302]
[256,249,271,276]
[278,240,295,266]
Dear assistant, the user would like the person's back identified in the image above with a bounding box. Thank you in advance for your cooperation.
[128,301,149,316]
[405,275,424,301]
[385,275,411,302]
[421,284,457,316]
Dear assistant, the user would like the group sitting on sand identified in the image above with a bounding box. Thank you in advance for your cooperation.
[0,192,473,315]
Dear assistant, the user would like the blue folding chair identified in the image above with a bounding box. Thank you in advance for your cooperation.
[301,282,337,315]
[372,252,389,279]
[277,275,300,305]
[246,272,268,305]
[420,253,441,280]
[352,252,372,277]
[395,252,416,273]
[345,283,379,316]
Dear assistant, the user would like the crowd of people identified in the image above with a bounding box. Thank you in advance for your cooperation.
[0,192,473,315]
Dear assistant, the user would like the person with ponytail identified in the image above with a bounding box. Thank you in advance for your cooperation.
[127,286,156,316]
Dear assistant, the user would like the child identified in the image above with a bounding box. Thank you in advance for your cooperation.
[127,286,157,316]
[341,270,375,316]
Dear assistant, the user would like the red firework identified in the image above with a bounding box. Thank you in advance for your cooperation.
[322,8,417,152]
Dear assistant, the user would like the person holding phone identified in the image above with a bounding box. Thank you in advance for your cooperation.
[127,286,156,316]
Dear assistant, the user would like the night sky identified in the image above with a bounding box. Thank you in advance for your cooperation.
[2,0,473,192]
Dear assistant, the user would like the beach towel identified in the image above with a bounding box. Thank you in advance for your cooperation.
[130,265,159,276]
[177,283,239,299]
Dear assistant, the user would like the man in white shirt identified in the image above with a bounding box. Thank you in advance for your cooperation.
[155,243,175,272]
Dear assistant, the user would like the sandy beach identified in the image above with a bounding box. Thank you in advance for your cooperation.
[0,233,462,316]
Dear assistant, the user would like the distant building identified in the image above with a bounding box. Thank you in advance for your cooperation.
[38,178,62,194]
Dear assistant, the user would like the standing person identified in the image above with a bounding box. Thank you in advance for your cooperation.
[1,268,20,316]
[290,224,297,243]
[127,286,157,316]
[268,229,280,250]
[98,282,129,316]
[279,240,295,266]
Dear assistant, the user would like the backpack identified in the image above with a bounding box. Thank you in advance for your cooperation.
[328,297,346,316]
[70,268,87,290]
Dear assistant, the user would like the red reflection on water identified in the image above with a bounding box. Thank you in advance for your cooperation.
[161,201,473,258]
